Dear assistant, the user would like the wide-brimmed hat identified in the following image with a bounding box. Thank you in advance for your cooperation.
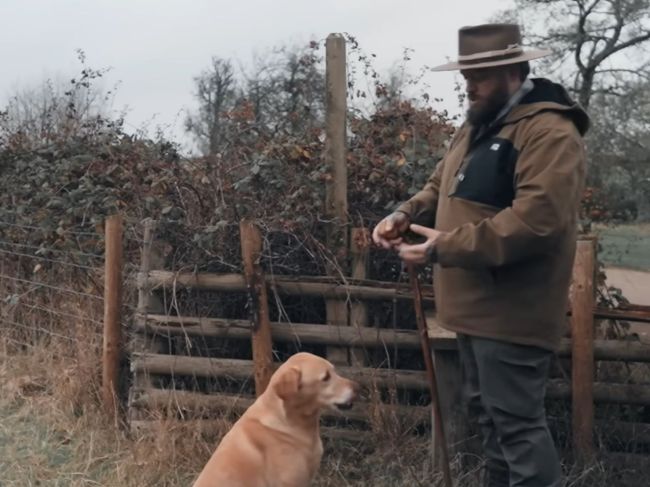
[431,23,551,71]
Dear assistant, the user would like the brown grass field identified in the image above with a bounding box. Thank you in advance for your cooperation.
[1,334,647,487]
[2,223,650,486]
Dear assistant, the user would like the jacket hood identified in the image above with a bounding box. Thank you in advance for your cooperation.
[506,78,590,136]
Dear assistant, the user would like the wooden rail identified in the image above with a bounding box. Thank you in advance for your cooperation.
[130,353,430,391]
[129,353,650,406]
[137,314,425,349]
[130,419,374,442]
[135,314,650,362]
[138,270,434,303]
[129,388,430,425]
[546,379,650,406]
[136,270,650,323]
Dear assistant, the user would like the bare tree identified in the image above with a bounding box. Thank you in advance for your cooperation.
[185,46,325,155]
[0,50,117,148]
[241,45,325,135]
[504,0,650,109]
[185,58,238,155]
[492,1,650,220]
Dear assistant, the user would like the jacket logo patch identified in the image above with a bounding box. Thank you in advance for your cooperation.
[490,143,500,151]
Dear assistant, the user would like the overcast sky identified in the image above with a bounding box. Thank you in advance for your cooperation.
[0,0,515,151]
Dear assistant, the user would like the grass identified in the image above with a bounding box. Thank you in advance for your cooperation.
[0,337,452,487]
[0,339,202,486]
[0,268,466,486]
[1,261,648,487]
[593,223,650,271]
[2,337,649,487]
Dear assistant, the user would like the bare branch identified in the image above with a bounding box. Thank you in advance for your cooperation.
[594,68,650,81]
[603,31,650,59]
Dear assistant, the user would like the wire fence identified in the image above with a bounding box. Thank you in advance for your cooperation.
[0,213,421,384]
[0,218,146,347]
[0,219,102,237]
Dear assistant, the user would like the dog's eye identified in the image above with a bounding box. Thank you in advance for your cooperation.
[322,371,330,382]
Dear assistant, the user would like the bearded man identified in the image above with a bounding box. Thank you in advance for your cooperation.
[373,24,589,487]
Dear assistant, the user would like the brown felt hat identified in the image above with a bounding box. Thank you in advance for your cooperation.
[431,23,551,71]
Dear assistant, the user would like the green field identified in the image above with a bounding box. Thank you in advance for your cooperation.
[594,224,650,271]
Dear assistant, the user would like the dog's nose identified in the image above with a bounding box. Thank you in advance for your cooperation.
[349,380,360,398]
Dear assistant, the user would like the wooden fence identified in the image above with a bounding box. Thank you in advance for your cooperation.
[114,217,650,466]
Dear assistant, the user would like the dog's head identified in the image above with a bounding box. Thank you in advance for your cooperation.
[272,352,358,413]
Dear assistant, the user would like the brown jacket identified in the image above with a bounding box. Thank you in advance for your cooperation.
[397,78,590,350]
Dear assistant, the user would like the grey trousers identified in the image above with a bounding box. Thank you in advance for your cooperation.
[456,334,561,487]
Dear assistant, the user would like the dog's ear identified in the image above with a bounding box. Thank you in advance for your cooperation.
[274,366,302,401]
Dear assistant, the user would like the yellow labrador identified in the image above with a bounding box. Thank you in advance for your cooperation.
[192,352,358,487]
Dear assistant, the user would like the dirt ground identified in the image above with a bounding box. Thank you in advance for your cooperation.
[604,266,650,308]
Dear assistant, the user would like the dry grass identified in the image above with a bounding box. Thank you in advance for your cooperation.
[0,337,202,486]
[2,338,647,487]
[0,335,453,487]
[0,284,647,486]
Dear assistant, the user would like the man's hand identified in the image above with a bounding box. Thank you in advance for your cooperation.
[396,224,444,264]
[372,212,410,249]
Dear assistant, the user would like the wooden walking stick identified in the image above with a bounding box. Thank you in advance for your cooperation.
[408,263,453,487]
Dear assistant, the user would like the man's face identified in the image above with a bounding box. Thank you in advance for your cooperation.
[461,67,512,126]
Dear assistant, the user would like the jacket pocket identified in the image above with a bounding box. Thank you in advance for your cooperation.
[451,137,518,209]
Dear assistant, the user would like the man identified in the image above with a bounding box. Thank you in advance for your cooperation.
[372,24,589,487]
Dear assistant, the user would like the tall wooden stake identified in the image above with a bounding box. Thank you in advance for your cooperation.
[324,33,350,365]
[240,219,274,395]
[103,214,123,418]
[571,237,596,463]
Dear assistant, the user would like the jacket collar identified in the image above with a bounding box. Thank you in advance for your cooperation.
[469,78,534,142]
[494,77,534,124]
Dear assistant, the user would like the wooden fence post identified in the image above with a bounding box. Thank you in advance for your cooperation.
[433,348,471,465]
[128,219,168,424]
[240,220,274,395]
[103,214,123,418]
[570,237,596,463]
[324,32,350,365]
[349,228,369,366]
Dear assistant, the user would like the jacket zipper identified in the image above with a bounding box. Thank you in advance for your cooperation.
[449,130,485,196]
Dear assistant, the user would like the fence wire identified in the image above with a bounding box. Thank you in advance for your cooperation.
[0,219,145,346]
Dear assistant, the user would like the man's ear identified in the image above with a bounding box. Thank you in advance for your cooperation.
[274,366,302,401]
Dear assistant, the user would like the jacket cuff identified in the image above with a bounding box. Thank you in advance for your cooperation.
[427,243,439,263]
[394,202,413,218]
[432,233,453,266]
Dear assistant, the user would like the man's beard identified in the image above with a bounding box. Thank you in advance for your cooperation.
[466,82,510,127]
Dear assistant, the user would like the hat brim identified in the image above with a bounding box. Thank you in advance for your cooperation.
[430,48,552,72]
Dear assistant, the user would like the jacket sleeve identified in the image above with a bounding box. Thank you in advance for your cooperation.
[395,155,446,226]
[434,126,586,268]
